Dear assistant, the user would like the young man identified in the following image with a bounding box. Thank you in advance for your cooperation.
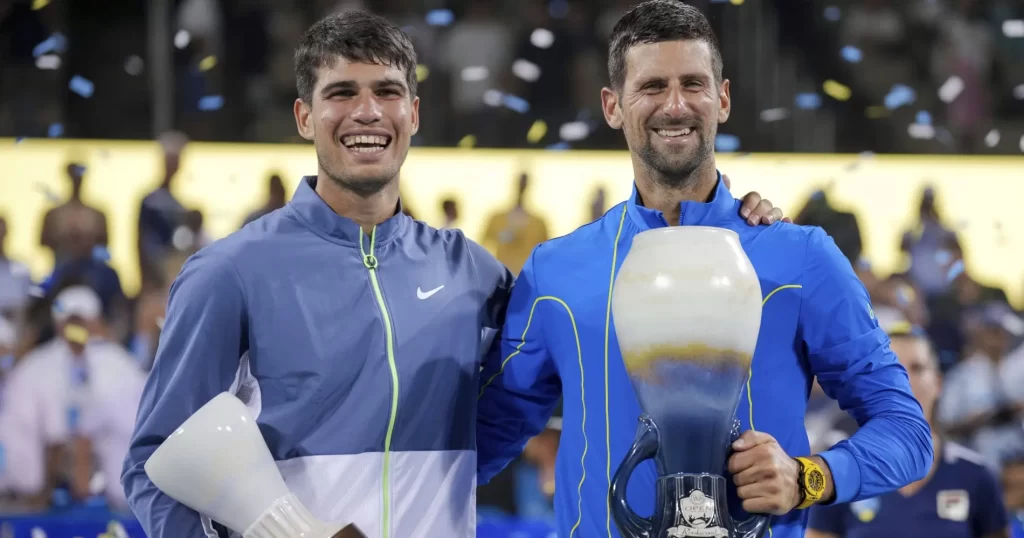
[122,10,784,538]
[807,322,1010,538]
[475,2,933,538]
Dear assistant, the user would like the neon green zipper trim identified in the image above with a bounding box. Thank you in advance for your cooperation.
[360,226,400,538]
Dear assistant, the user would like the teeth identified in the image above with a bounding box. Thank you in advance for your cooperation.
[657,128,692,137]
[342,135,389,147]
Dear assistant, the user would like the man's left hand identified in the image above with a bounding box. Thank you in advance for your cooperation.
[723,174,791,226]
[728,430,801,515]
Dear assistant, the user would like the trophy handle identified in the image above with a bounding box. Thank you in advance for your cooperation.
[727,419,770,538]
[609,414,661,538]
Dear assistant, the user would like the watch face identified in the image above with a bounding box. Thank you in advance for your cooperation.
[807,468,825,494]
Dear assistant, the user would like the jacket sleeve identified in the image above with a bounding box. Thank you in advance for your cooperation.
[799,227,933,504]
[121,250,248,538]
[476,249,562,484]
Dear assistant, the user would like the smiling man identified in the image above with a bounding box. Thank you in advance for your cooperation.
[122,9,786,538]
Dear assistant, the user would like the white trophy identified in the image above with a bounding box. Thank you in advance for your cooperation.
[145,392,365,538]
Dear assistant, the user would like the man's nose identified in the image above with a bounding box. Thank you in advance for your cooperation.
[662,85,689,118]
[351,91,383,124]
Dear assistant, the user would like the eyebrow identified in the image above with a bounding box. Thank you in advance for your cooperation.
[319,77,407,96]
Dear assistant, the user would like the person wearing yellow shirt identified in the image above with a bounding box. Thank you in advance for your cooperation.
[482,172,550,275]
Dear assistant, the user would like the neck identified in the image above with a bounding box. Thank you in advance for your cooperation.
[633,158,718,225]
[315,173,399,233]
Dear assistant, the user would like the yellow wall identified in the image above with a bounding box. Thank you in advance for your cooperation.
[1,138,1022,307]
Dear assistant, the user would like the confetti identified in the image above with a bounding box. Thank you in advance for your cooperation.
[558,121,590,141]
[48,122,63,138]
[15,137,25,144]
[548,0,569,18]
[69,75,94,98]
[527,120,547,143]
[823,6,841,21]
[174,30,191,49]
[512,59,541,82]
[482,89,504,107]
[1020,134,1024,153]
[92,245,111,262]
[759,107,788,122]
[460,66,489,82]
[1003,19,1024,38]
[125,55,144,76]
[425,9,454,26]
[938,76,964,103]
[64,324,90,344]
[32,33,67,58]
[547,141,571,150]
[35,54,60,70]
[840,46,862,63]
[715,134,740,152]
[822,80,851,101]
[31,0,48,10]
[883,84,915,109]
[915,111,931,125]
[730,0,744,4]
[199,55,217,72]
[198,95,224,111]
[1013,84,1024,100]
[946,259,965,282]
[415,64,429,82]
[457,134,476,148]
[530,28,555,49]
[794,92,822,110]
[936,127,954,148]
[501,94,530,114]
[36,182,60,202]
[710,0,729,3]
[865,106,889,119]
[907,122,935,140]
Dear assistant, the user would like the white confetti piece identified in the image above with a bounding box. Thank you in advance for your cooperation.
[1013,84,1024,100]
[558,121,590,141]
[1020,134,1024,153]
[1003,19,1024,38]
[512,59,541,82]
[460,66,489,82]
[482,89,503,107]
[35,54,60,70]
[530,28,554,49]
[985,129,1000,147]
[759,108,789,122]
[125,55,144,76]
[174,30,191,49]
[907,122,935,140]
[938,76,964,103]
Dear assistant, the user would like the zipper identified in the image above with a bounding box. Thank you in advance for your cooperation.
[360,226,400,538]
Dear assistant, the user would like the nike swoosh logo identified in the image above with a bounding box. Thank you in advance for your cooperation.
[417,285,444,300]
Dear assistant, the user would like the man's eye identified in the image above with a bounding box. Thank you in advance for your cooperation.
[377,89,400,97]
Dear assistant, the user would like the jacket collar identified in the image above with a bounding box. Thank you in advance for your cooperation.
[288,176,408,246]
[626,171,735,230]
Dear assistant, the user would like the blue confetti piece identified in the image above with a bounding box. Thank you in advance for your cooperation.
[715,134,741,152]
[501,94,530,114]
[198,95,224,111]
[32,32,67,58]
[48,122,63,138]
[824,6,841,21]
[710,0,729,2]
[92,245,111,262]
[69,75,94,98]
[425,9,454,26]
[883,84,916,110]
[546,141,571,150]
[795,92,822,110]
[840,46,862,63]
[548,0,569,18]
[915,111,932,125]
[947,259,965,282]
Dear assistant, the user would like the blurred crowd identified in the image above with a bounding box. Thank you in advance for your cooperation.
[1,0,1022,152]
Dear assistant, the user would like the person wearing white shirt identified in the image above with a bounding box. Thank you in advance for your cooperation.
[0,286,146,511]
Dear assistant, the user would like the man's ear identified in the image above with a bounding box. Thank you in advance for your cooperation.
[294,98,315,141]
[718,79,731,124]
[410,95,420,136]
[601,87,623,130]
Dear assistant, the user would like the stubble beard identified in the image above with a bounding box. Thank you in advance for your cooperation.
[317,151,399,198]
[637,126,714,191]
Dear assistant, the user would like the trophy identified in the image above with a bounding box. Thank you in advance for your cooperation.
[145,392,365,538]
[609,227,769,538]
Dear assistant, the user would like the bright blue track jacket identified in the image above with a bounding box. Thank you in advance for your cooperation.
[123,177,511,538]
[476,174,933,538]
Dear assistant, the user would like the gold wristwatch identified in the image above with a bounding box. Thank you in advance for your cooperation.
[794,456,827,509]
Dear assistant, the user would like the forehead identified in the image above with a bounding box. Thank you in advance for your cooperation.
[623,39,715,83]
[315,57,407,89]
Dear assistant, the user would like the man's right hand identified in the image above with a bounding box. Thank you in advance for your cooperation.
[332,524,368,538]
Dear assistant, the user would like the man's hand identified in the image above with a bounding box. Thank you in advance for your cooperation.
[728,431,802,515]
[722,174,791,226]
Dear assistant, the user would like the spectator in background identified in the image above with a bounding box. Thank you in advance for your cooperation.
[0,216,32,325]
[588,186,606,223]
[138,132,188,288]
[928,254,1010,369]
[440,197,459,229]
[0,286,145,511]
[183,209,211,252]
[40,163,109,267]
[1005,457,1024,538]
[242,173,288,227]
[482,172,549,276]
[938,301,1024,469]
[902,186,960,297]
[795,189,863,265]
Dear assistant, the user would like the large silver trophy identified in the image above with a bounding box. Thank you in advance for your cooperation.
[610,227,769,538]
[145,393,365,538]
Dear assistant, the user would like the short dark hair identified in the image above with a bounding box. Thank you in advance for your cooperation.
[294,11,418,103]
[607,0,723,91]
